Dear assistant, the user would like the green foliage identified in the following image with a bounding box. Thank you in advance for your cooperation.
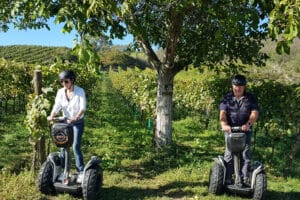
[72,38,100,70]
[109,67,157,119]
[0,58,33,98]
[269,0,300,54]
[24,92,51,142]
[119,0,271,71]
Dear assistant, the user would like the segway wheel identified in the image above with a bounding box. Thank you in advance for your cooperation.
[82,166,103,200]
[208,161,224,195]
[253,172,267,200]
[38,161,55,194]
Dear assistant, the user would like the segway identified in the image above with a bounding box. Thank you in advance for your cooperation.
[38,117,103,200]
[208,127,267,200]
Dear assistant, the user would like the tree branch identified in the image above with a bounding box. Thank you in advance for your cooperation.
[137,36,161,71]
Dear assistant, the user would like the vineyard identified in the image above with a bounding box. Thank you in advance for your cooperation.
[109,67,300,177]
[0,45,77,65]
[0,44,300,199]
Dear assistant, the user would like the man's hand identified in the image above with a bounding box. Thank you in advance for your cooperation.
[241,123,251,132]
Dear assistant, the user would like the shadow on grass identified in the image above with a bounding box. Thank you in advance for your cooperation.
[101,180,209,200]
[115,139,222,179]
[266,190,300,200]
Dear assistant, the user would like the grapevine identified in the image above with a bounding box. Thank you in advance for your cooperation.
[24,91,51,142]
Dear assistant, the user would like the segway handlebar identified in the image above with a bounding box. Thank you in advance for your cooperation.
[47,116,71,124]
[222,126,251,133]
[231,126,242,132]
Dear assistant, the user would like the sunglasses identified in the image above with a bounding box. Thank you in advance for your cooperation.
[60,80,70,84]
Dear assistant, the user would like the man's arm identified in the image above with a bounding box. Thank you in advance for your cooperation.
[220,110,231,132]
[248,110,259,126]
[242,110,259,131]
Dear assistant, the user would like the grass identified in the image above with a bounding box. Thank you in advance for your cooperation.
[0,73,300,199]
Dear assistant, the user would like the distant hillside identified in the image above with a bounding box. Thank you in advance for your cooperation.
[1,41,300,84]
[252,38,300,84]
[0,45,77,65]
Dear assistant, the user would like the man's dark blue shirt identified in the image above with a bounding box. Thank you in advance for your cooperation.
[219,91,259,126]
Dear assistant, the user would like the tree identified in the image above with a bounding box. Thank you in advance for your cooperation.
[1,0,277,148]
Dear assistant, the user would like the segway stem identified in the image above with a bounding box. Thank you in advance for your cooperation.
[233,154,242,187]
[63,147,71,184]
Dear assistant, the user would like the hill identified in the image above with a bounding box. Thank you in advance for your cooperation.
[0,45,77,65]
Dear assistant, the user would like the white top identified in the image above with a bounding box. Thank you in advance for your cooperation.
[51,85,86,119]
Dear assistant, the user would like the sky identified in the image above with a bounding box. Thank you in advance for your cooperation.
[0,21,133,48]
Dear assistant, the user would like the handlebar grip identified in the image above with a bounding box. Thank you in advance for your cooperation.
[231,126,242,131]
[48,116,70,124]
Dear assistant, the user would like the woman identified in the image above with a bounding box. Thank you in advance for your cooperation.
[48,69,86,181]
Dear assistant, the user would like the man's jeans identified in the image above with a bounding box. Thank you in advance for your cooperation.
[224,131,251,181]
[61,118,85,172]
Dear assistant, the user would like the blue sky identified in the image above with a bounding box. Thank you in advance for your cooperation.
[0,21,133,48]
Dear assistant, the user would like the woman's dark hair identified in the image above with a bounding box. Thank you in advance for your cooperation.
[58,70,76,82]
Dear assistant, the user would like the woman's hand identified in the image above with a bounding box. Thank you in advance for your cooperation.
[70,116,79,123]
[47,115,54,121]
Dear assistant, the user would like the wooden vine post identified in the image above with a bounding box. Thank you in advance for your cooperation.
[32,70,46,170]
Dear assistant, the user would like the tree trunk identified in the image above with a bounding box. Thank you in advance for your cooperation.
[154,69,174,149]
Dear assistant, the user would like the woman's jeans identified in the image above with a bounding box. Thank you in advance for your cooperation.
[61,118,85,172]
[224,131,251,181]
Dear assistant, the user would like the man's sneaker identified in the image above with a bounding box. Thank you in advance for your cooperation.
[77,172,84,183]
[243,177,251,187]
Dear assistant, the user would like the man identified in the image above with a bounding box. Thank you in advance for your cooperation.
[219,74,259,186]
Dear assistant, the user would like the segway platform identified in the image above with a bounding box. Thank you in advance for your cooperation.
[54,181,81,194]
[226,184,252,195]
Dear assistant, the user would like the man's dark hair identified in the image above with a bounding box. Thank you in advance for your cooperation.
[232,74,247,86]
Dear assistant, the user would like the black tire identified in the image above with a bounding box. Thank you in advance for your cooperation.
[253,172,267,200]
[38,161,55,194]
[208,161,224,195]
[82,166,103,200]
